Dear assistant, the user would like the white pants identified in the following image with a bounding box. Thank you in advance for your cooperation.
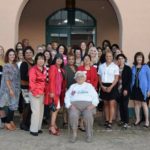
[29,92,44,133]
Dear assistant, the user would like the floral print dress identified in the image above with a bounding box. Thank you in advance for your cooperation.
[0,63,20,110]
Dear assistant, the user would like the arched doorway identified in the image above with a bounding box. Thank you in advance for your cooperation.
[18,0,122,48]
[46,8,96,46]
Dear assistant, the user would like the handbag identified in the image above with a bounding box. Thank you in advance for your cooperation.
[49,98,56,112]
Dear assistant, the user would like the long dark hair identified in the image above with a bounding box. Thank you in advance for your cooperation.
[52,53,65,79]
[15,42,23,51]
[4,49,17,63]
[51,53,64,68]
[102,40,111,50]
[57,44,68,55]
[43,50,52,66]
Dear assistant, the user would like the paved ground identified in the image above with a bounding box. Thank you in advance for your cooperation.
[0,114,150,150]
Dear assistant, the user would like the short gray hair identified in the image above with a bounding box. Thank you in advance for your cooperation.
[74,71,87,79]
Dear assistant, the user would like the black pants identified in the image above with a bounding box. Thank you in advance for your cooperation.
[1,108,14,123]
[21,103,31,128]
[118,95,129,124]
[18,92,24,114]
[44,105,50,120]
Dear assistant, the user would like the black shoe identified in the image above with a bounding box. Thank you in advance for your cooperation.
[104,121,109,127]
[38,130,43,134]
[20,123,29,131]
[118,121,124,126]
[30,131,38,136]
[106,123,112,130]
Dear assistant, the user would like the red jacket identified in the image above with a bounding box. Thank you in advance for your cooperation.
[29,65,46,96]
[77,66,98,90]
[45,65,66,106]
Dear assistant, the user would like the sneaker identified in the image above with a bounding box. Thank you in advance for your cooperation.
[106,123,112,131]
[123,123,131,129]
[118,121,124,126]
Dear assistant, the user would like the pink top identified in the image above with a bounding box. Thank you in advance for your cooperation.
[63,55,68,66]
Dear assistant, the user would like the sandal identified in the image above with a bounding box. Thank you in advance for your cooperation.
[49,126,60,136]
[5,123,15,131]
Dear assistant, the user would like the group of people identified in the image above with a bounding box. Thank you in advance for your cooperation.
[0,39,150,143]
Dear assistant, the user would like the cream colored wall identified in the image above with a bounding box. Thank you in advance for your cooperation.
[114,0,150,64]
[19,0,119,49]
[0,0,25,49]
[0,0,150,62]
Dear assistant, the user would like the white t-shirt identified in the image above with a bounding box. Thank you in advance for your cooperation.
[65,82,99,108]
[98,62,119,83]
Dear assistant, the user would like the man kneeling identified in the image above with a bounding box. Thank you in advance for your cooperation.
[65,71,99,143]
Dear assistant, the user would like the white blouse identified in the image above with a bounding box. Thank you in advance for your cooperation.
[98,62,119,83]
[64,82,99,108]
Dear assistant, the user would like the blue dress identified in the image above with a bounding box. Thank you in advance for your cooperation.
[0,63,20,110]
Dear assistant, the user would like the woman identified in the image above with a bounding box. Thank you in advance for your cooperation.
[116,54,132,129]
[20,46,34,131]
[36,45,44,54]
[65,71,99,143]
[114,49,122,63]
[46,43,52,52]
[46,53,66,136]
[131,52,150,127]
[102,40,111,50]
[87,41,95,50]
[57,44,68,66]
[78,55,98,90]
[51,49,57,61]
[80,42,87,58]
[74,48,83,67]
[88,47,99,69]
[111,44,120,55]
[63,54,77,127]
[98,50,119,130]
[64,54,77,89]
[0,49,20,131]
[29,53,46,136]
[97,47,102,59]
[15,42,23,51]
[77,54,98,131]
[22,39,30,49]
[43,50,52,124]
[17,49,24,69]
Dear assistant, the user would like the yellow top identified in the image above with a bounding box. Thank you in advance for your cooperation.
[0,59,4,66]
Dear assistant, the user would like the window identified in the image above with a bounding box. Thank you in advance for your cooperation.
[46,8,96,46]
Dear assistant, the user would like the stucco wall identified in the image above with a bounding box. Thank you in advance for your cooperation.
[0,0,150,63]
